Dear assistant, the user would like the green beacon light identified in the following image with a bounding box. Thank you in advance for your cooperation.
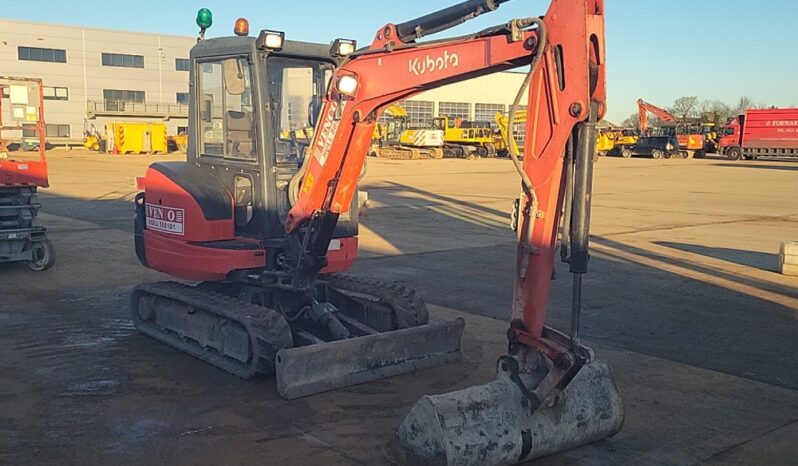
[196,8,213,41]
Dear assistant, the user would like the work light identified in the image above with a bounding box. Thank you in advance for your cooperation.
[331,39,357,57]
[257,30,285,51]
[336,75,359,96]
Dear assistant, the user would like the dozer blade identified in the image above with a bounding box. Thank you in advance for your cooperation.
[276,318,465,400]
[392,359,624,466]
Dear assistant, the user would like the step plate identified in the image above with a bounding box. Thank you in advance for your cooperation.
[276,318,465,400]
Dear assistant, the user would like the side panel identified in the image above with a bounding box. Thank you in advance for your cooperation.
[142,164,234,242]
[0,160,48,187]
[321,237,357,274]
[742,109,798,150]
[677,134,704,151]
[142,231,266,281]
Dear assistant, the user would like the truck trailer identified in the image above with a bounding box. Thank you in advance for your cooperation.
[719,108,798,160]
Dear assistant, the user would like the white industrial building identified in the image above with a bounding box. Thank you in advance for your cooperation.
[0,17,528,146]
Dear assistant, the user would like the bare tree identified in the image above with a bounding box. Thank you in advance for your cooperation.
[623,112,662,129]
[699,99,733,124]
[733,96,755,115]
[670,96,699,120]
[622,113,639,128]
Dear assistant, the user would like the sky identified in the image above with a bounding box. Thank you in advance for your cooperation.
[3,0,798,124]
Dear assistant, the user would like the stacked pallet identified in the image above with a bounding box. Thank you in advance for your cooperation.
[779,241,798,276]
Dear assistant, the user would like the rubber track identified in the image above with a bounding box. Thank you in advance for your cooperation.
[325,274,430,329]
[131,281,293,379]
[374,147,443,160]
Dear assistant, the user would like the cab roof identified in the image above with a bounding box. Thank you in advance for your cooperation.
[191,36,338,63]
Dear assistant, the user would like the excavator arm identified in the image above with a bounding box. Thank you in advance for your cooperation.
[637,97,676,133]
[281,2,621,463]
[286,0,605,347]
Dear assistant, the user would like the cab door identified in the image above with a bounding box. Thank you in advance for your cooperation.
[194,56,266,238]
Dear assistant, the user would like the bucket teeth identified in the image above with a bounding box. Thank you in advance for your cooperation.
[392,359,624,466]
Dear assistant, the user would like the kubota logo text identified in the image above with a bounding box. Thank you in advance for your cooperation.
[409,51,459,76]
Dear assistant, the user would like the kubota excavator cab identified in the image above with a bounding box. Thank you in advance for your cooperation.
[135,34,362,279]
[132,17,463,400]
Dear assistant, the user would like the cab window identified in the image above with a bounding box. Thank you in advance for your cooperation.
[266,57,334,167]
[198,57,256,161]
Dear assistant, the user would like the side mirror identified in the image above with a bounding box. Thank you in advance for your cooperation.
[223,58,247,96]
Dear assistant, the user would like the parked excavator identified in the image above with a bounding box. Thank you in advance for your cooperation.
[433,115,497,158]
[637,98,706,158]
[370,103,445,159]
[132,1,621,464]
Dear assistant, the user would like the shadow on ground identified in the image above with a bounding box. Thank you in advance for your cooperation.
[712,163,798,171]
[656,241,779,271]
[352,181,798,390]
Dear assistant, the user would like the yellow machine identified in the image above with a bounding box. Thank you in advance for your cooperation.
[168,134,189,152]
[370,104,444,159]
[495,111,526,158]
[595,129,616,157]
[83,134,101,151]
[106,122,168,155]
[433,116,496,158]
[613,129,638,156]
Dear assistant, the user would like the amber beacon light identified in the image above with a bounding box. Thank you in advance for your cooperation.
[234,18,250,36]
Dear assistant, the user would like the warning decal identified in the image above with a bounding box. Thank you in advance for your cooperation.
[145,204,185,235]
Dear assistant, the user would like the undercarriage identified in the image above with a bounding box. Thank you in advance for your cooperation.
[131,274,464,399]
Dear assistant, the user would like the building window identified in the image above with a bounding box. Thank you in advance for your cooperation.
[177,126,188,135]
[475,103,505,129]
[103,89,145,111]
[102,53,144,68]
[46,124,71,138]
[438,102,470,120]
[18,46,67,63]
[175,58,190,71]
[403,100,434,127]
[22,124,70,138]
[176,92,189,104]
[43,86,69,101]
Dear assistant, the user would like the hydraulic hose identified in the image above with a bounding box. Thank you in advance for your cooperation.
[504,17,547,208]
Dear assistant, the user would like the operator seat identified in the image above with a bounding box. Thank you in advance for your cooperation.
[227,110,254,158]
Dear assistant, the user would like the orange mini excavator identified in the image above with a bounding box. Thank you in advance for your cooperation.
[133,1,622,464]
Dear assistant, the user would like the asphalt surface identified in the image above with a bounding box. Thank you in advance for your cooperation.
[0,150,796,465]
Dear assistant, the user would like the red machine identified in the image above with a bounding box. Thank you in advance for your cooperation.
[133,1,621,463]
[0,77,55,270]
[719,108,798,160]
[637,98,706,156]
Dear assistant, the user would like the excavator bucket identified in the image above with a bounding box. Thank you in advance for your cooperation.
[276,318,465,399]
[392,357,624,466]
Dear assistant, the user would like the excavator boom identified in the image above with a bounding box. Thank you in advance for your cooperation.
[279,1,622,464]
[637,98,676,133]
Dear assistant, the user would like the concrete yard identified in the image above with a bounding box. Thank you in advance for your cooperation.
[1,150,796,465]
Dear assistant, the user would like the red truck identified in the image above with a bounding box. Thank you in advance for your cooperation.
[719,108,798,160]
